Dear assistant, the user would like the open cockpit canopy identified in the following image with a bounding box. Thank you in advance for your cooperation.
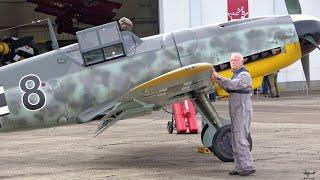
[76,21,142,66]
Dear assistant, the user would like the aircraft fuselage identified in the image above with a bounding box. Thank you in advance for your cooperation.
[1,14,319,132]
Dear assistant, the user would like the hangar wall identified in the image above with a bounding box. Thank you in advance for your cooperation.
[0,1,75,43]
[159,0,320,91]
[0,0,158,44]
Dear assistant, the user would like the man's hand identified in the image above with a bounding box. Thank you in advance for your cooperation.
[211,69,219,82]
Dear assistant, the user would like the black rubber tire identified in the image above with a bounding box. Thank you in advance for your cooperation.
[167,121,174,134]
[212,124,252,162]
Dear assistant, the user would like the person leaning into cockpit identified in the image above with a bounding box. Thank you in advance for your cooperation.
[118,17,133,31]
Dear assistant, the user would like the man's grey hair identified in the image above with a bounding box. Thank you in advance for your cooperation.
[230,52,244,64]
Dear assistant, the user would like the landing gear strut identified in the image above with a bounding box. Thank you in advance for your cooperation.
[193,93,253,162]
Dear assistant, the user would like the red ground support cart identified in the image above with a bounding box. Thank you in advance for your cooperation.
[167,100,198,134]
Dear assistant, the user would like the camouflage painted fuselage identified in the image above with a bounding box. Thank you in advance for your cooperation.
[0,15,301,132]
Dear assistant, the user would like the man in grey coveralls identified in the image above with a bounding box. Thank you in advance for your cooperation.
[211,53,256,176]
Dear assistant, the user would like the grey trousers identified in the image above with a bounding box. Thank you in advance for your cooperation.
[229,96,255,172]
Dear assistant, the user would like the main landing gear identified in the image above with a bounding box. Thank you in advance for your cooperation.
[193,93,252,162]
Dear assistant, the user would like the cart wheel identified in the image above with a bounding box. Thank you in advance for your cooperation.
[212,124,252,162]
[167,121,174,134]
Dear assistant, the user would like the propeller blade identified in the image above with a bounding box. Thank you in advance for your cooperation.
[11,36,33,49]
[284,0,302,14]
[303,35,320,51]
[300,35,320,94]
[16,50,34,58]
[301,55,311,93]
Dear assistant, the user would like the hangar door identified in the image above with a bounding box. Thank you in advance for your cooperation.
[113,0,159,37]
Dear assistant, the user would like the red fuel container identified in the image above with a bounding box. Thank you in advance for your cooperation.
[183,100,198,133]
[172,100,198,134]
[172,102,187,133]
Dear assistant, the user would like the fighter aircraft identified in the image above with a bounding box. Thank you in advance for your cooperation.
[0,0,318,162]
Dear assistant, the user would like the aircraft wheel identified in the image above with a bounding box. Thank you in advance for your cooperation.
[200,118,230,150]
[212,124,252,162]
[167,121,174,134]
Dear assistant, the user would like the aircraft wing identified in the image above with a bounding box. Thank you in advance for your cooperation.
[77,63,213,136]
[127,63,213,106]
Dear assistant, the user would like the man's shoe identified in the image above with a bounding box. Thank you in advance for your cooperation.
[239,169,256,176]
[229,170,240,175]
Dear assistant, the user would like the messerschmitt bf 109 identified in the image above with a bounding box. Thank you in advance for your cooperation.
[0,0,318,162]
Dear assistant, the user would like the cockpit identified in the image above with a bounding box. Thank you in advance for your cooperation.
[76,21,142,66]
